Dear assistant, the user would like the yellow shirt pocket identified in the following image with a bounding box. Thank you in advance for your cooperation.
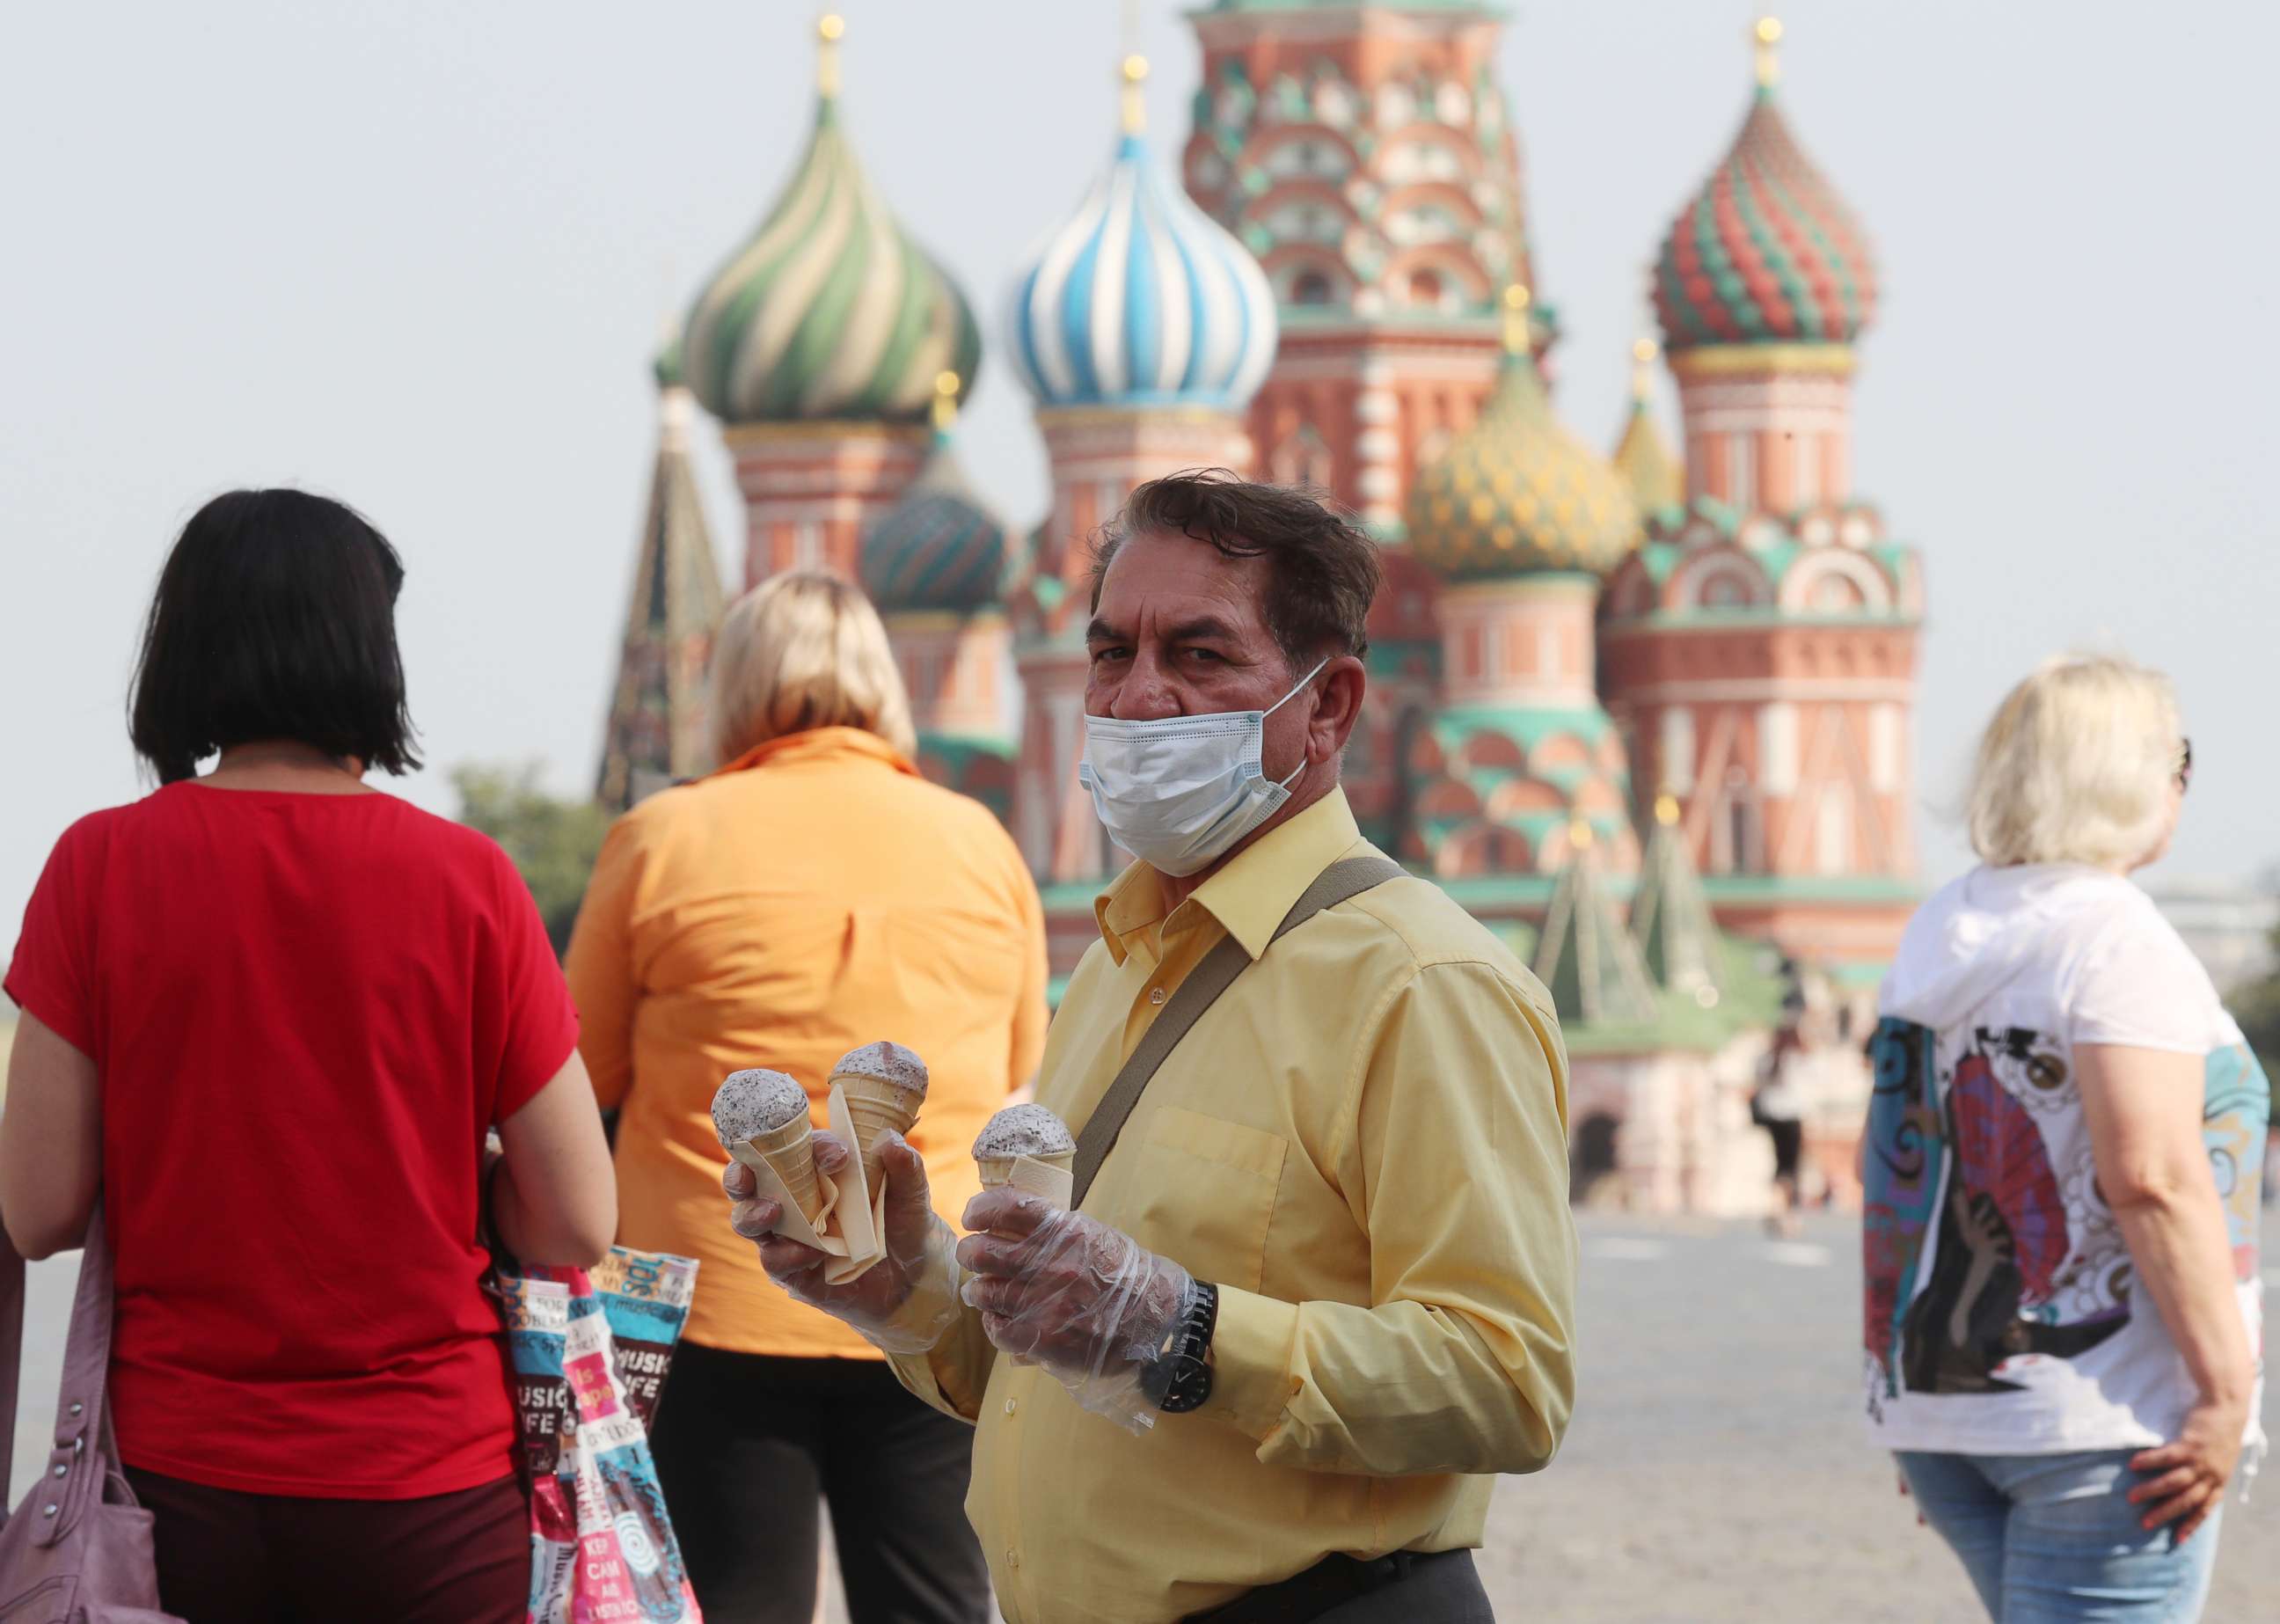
[1119,1106,1289,1295]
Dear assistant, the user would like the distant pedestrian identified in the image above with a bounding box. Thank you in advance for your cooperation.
[1861,654,2264,1620]
[566,572,1046,1624]
[1755,1023,1807,1239]
[1,489,618,1622]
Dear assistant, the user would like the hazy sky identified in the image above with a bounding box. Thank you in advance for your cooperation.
[5,1,2277,945]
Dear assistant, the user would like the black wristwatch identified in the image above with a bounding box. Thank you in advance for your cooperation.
[1150,1282,1219,1414]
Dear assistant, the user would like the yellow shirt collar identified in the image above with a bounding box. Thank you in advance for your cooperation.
[1093,789,1364,967]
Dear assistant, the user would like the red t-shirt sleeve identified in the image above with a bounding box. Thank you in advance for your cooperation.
[486,844,581,1123]
[4,819,99,1058]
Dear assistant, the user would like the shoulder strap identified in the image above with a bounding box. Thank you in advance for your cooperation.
[0,1241,22,1509]
[0,1208,121,1546]
[1070,853,1405,1208]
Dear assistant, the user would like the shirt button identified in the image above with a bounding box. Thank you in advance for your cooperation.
[1149,987,1167,1006]
[1005,1549,1020,1569]
[1004,1397,1018,1416]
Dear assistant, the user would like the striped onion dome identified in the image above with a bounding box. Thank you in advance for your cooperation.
[1654,19,1876,352]
[1407,290,1641,581]
[1005,56,1275,413]
[859,377,1008,615]
[681,18,982,427]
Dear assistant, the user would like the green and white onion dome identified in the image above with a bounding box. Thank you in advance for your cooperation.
[681,17,982,427]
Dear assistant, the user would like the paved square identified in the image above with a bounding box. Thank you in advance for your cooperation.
[20,1211,2269,1621]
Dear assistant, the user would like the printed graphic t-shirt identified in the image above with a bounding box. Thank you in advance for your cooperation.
[1863,863,2268,1457]
[4,782,579,1497]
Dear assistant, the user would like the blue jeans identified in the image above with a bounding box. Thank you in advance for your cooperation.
[1896,1450,2222,1622]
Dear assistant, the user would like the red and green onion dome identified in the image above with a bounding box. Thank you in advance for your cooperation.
[859,377,1008,615]
[1406,289,1641,581]
[681,17,981,427]
[1653,18,1876,352]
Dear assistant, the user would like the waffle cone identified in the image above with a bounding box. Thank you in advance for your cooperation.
[837,1074,922,1196]
[749,1114,822,1222]
[977,1150,1076,1190]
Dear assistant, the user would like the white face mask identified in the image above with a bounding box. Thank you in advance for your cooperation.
[1077,658,1328,877]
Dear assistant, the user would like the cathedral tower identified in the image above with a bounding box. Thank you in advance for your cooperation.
[860,373,1018,820]
[1402,288,1642,878]
[1003,52,1277,884]
[681,15,982,590]
[596,346,727,812]
[1181,0,1544,845]
[1599,18,1924,969]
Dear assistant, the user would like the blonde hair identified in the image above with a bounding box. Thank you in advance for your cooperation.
[1965,654,2181,868]
[706,573,917,765]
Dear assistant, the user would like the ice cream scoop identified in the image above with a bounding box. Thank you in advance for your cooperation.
[829,1041,930,1198]
[973,1103,1077,1203]
[712,1068,823,1222]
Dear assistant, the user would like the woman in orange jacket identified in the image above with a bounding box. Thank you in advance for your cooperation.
[566,572,1046,1623]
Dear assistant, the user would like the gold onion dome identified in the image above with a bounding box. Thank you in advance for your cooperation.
[1611,334,1682,514]
[681,15,982,427]
[1406,289,1642,581]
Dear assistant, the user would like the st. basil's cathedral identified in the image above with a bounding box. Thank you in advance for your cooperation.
[596,5,1922,1216]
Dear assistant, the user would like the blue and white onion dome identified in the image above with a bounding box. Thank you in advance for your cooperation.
[1006,55,1277,413]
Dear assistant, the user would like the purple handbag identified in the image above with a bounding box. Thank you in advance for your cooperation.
[0,1207,180,1622]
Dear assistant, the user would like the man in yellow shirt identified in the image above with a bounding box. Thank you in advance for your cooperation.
[730,472,1576,1622]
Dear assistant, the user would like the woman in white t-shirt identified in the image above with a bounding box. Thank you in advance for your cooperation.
[1864,655,2266,1620]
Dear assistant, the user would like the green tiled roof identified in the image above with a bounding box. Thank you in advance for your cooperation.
[1532,838,1656,1027]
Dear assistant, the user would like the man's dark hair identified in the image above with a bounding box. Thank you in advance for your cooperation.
[129,488,422,783]
[1089,470,1382,670]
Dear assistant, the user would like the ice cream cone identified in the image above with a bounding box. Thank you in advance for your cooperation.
[750,1113,822,1222]
[972,1104,1078,1205]
[712,1067,823,1225]
[838,1073,922,1196]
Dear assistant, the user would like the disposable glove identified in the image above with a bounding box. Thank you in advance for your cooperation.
[956,1187,1198,1432]
[726,1128,961,1355]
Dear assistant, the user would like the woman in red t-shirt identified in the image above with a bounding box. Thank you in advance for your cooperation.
[1,489,617,1622]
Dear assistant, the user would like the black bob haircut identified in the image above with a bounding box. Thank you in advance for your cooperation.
[129,488,422,784]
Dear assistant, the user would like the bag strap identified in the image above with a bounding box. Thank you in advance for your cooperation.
[0,1240,24,1509]
[33,1206,121,1547]
[1071,853,1405,1209]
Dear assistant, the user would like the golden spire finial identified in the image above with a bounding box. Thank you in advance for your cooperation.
[1569,816,1596,852]
[931,370,960,434]
[1654,791,1681,827]
[1502,283,1532,358]
[818,12,844,99]
[1754,16,1783,89]
[1121,54,1149,137]
[1631,333,1659,401]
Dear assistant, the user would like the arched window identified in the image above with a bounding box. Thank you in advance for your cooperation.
[1290,269,1334,306]
[1273,427,1334,489]
[1714,766,1762,875]
[1408,268,1444,309]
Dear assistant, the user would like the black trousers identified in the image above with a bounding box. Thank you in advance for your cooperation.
[1312,1552,1492,1621]
[122,1467,528,1624]
[649,1342,989,1624]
